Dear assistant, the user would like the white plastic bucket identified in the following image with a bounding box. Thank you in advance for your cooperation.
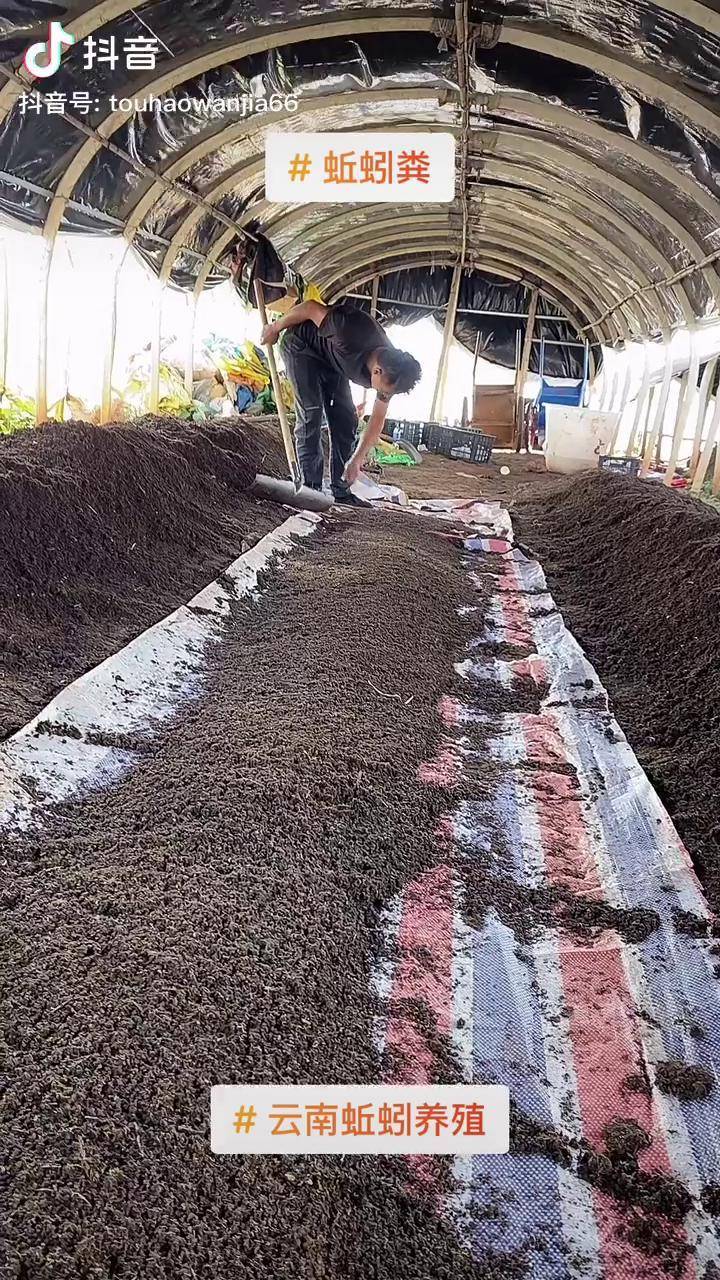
[544,407,619,475]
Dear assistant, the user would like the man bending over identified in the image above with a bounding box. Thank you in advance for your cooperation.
[261,299,421,508]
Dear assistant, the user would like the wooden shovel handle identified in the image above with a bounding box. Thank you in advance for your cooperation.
[253,279,302,488]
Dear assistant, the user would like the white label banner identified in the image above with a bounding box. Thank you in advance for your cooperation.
[211,1084,509,1155]
[265,132,455,204]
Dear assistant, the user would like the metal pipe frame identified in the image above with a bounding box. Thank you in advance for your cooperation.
[325,252,599,379]
[110,85,715,323]
[174,123,716,323]
[303,221,634,341]
[29,15,720,318]
[267,170,693,326]
[292,205,659,333]
[321,242,604,342]
[115,89,716,322]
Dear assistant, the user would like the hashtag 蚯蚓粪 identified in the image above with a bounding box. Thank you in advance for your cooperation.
[288,153,312,182]
[233,1105,257,1134]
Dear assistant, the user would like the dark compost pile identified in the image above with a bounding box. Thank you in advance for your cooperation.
[2,509,504,1280]
[0,414,285,739]
[515,472,720,912]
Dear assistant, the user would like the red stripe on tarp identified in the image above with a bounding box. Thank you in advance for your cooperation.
[384,863,455,1084]
[561,947,694,1279]
[519,711,695,1278]
[439,695,463,727]
[496,556,534,648]
[418,745,462,788]
[512,655,549,688]
[496,592,534,648]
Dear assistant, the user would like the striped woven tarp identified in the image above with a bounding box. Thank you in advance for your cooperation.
[375,499,720,1280]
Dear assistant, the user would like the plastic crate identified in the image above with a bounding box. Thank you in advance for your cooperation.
[599,455,641,477]
[391,420,426,447]
[433,426,495,464]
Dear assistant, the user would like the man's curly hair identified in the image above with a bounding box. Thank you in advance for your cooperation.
[378,348,422,394]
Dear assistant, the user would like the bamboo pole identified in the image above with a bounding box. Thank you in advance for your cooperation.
[148,275,165,413]
[370,275,379,319]
[626,341,651,456]
[608,352,632,453]
[100,243,130,423]
[688,355,718,479]
[665,328,698,484]
[254,278,302,489]
[358,276,381,417]
[514,285,538,449]
[691,389,720,494]
[640,384,659,460]
[605,358,620,414]
[640,335,673,475]
[36,234,56,423]
[430,263,462,421]
[713,425,720,496]
[472,328,481,387]
[470,328,482,424]
[664,369,692,485]
[185,292,198,401]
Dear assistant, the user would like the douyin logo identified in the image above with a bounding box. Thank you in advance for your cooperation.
[23,21,76,79]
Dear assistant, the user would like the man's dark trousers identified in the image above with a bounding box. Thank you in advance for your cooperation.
[282,333,358,496]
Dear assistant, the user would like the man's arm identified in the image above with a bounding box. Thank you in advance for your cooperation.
[261,300,328,345]
[343,396,390,486]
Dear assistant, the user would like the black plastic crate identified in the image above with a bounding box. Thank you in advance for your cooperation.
[599,455,641,477]
[433,426,495,464]
[390,420,426,447]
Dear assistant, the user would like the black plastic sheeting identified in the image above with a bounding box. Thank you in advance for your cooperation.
[353,266,596,377]
[0,0,718,343]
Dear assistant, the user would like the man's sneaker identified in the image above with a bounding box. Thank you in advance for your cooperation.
[333,490,373,509]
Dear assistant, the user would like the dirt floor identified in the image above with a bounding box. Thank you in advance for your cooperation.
[0,414,286,740]
[3,508,509,1280]
[380,447,555,503]
[513,472,720,914]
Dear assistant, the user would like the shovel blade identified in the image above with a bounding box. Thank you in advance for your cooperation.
[252,474,335,513]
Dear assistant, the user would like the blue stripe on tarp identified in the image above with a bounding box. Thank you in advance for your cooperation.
[560,709,720,1187]
[466,767,575,1276]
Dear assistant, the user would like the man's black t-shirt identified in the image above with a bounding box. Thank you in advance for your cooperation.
[284,302,390,387]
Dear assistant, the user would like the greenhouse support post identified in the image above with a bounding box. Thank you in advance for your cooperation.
[149,277,165,414]
[430,263,461,421]
[691,386,720,493]
[185,294,198,401]
[36,235,55,423]
[101,244,130,424]
[714,428,720,496]
[608,350,632,453]
[627,341,651,455]
[514,285,538,443]
[641,334,673,476]
[665,328,699,485]
[370,276,379,319]
[688,355,718,479]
